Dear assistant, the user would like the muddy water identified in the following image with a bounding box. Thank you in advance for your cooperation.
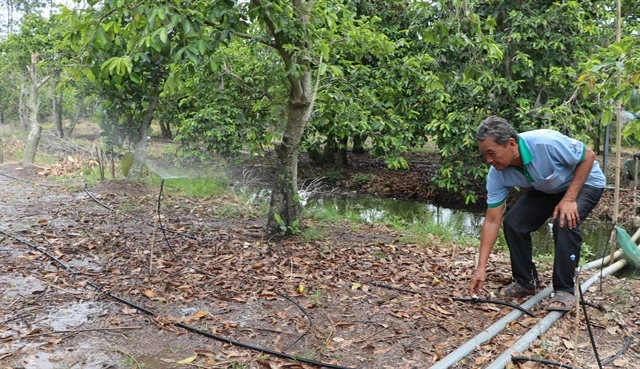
[306,195,639,277]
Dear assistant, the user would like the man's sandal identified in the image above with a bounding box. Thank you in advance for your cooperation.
[493,282,536,298]
[546,290,575,312]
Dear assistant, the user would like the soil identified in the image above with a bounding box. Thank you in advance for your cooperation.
[1,149,640,369]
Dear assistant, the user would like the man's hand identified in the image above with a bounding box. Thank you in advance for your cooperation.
[553,198,579,229]
[469,267,486,296]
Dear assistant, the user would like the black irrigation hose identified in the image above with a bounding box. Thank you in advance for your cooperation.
[581,300,606,313]
[597,223,617,292]
[88,180,313,350]
[369,282,538,318]
[512,356,581,368]
[452,297,537,318]
[0,229,75,274]
[0,171,57,187]
[602,336,631,366]
[84,186,199,241]
[275,290,312,353]
[154,180,223,279]
[4,229,354,369]
[578,276,603,369]
[155,179,312,351]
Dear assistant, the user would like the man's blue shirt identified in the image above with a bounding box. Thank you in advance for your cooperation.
[486,129,606,208]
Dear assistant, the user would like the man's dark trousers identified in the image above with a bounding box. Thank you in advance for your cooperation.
[502,185,604,294]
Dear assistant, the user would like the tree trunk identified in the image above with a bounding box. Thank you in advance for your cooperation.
[18,84,27,130]
[22,53,50,164]
[126,96,159,182]
[7,0,13,34]
[352,134,366,154]
[54,80,63,138]
[263,0,317,235]
[66,89,88,137]
[266,73,315,234]
[51,81,57,124]
[336,136,348,167]
[321,136,337,165]
[159,119,172,139]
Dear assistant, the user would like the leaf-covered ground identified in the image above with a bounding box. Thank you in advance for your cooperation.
[1,156,640,369]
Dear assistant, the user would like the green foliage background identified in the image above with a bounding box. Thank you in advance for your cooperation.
[0,0,638,204]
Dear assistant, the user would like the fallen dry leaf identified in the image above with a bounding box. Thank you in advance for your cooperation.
[142,289,155,299]
[177,354,198,364]
[373,346,392,355]
[185,310,208,324]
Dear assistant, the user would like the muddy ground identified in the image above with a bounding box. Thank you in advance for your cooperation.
[1,148,640,369]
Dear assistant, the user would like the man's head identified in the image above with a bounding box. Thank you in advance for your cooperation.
[476,116,519,170]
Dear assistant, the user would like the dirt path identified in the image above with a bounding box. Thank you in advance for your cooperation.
[1,162,640,369]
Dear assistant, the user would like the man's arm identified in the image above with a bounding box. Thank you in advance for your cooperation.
[553,147,595,228]
[469,204,505,295]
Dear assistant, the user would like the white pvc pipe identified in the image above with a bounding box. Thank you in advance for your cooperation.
[430,228,638,369]
[582,226,639,270]
[428,286,553,369]
[582,249,623,270]
[485,258,628,369]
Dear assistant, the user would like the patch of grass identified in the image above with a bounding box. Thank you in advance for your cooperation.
[398,217,459,245]
[535,252,554,271]
[494,229,508,251]
[378,212,462,245]
[305,200,480,246]
[324,168,344,181]
[50,164,106,188]
[353,174,371,186]
[211,201,245,218]
[304,203,352,224]
[609,286,631,300]
[34,152,58,165]
[302,225,327,242]
[304,201,478,247]
[306,289,323,305]
[148,174,231,198]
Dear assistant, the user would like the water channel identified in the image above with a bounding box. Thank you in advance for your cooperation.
[303,195,639,279]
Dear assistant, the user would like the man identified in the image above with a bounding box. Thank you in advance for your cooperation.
[469,116,605,311]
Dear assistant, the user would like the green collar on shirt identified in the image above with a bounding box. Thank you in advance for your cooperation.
[512,136,534,183]
[519,136,533,165]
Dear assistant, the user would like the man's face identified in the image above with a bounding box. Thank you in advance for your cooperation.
[478,137,518,170]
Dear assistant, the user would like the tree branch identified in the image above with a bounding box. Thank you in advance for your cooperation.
[230,30,274,47]
[37,75,51,91]
[251,0,301,96]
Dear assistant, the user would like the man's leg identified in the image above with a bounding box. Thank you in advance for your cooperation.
[552,185,604,294]
[503,189,564,289]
